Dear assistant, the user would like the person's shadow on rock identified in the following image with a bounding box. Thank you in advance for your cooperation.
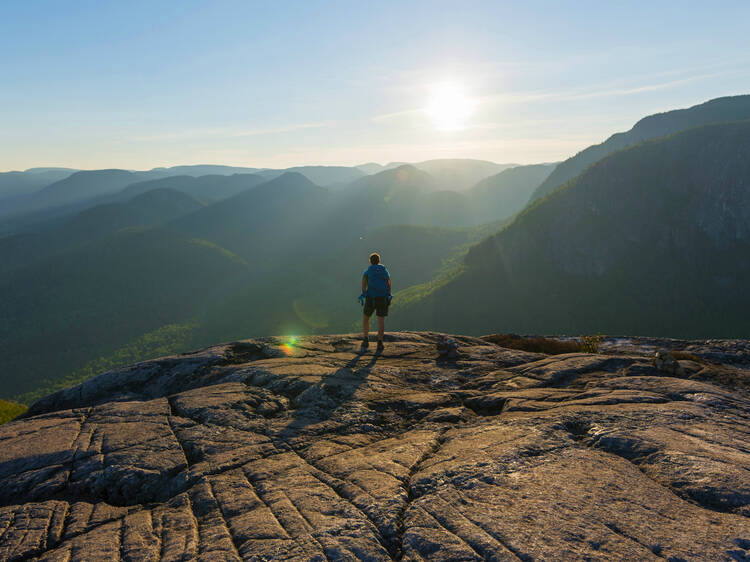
[276,349,380,440]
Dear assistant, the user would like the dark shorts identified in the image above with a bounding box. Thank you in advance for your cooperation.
[364,296,389,317]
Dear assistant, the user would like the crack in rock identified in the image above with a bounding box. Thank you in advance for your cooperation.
[2,333,749,560]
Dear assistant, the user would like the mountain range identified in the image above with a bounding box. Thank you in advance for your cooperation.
[3,94,750,403]
[0,158,543,399]
[400,114,750,338]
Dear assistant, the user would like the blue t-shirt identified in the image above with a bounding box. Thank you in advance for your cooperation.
[363,264,390,297]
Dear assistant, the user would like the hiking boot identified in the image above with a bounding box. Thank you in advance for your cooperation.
[376,340,384,352]
[360,339,369,351]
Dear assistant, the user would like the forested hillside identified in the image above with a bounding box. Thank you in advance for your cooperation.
[400,120,750,338]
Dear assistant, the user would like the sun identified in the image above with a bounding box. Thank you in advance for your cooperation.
[425,82,477,131]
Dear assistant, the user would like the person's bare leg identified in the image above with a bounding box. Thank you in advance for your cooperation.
[377,317,385,341]
[362,314,370,341]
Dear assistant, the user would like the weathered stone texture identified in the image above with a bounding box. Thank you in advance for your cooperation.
[1,332,749,560]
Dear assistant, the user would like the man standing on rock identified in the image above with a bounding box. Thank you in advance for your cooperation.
[358,252,391,352]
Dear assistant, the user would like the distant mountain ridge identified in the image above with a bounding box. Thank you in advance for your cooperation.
[528,94,750,203]
[0,159,513,231]
[0,168,78,200]
[114,173,267,204]
[356,159,517,190]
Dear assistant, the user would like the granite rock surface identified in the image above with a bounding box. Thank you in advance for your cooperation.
[1,332,749,561]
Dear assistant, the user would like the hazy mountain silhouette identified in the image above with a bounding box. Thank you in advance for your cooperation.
[0,166,268,223]
[466,163,556,222]
[171,172,332,268]
[0,188,204,273]
[410,158,515,191]
[528,94,750,203]
[346,164,436,195]
[401,120,750,338]
[333,165,443,229]
[332,163,548,228]
[253,165,366,186]
[0,168,77,200]
[148,164,261,176]
[0,169,156,219]
[355,162,387,174]
[355,159,513,189]
[114,173,267,203]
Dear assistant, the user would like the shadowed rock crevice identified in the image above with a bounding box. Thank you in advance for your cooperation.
[221,342,277,365]
[166,397,193,470]
[604,521,667,559]
[1,333,749,560]
[393,429,449,560]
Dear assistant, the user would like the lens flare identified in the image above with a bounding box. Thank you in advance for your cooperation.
[279,336,297,356]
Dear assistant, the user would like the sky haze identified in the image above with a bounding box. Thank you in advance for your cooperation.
[2,0,750,170]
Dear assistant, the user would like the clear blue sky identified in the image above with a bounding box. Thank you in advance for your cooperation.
[2,0,749,171]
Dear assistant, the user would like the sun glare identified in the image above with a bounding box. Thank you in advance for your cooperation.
[425,82,476,131]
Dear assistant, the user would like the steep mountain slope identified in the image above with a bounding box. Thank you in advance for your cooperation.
[0,188,204,272]
[0,226,248,397]
[529,94,750,203]
[466,163,556,222]
[401,120,750,338]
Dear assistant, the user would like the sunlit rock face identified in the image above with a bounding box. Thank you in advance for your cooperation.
[1,332,749,560]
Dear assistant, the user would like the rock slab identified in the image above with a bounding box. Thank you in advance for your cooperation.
[1,332,749,560]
